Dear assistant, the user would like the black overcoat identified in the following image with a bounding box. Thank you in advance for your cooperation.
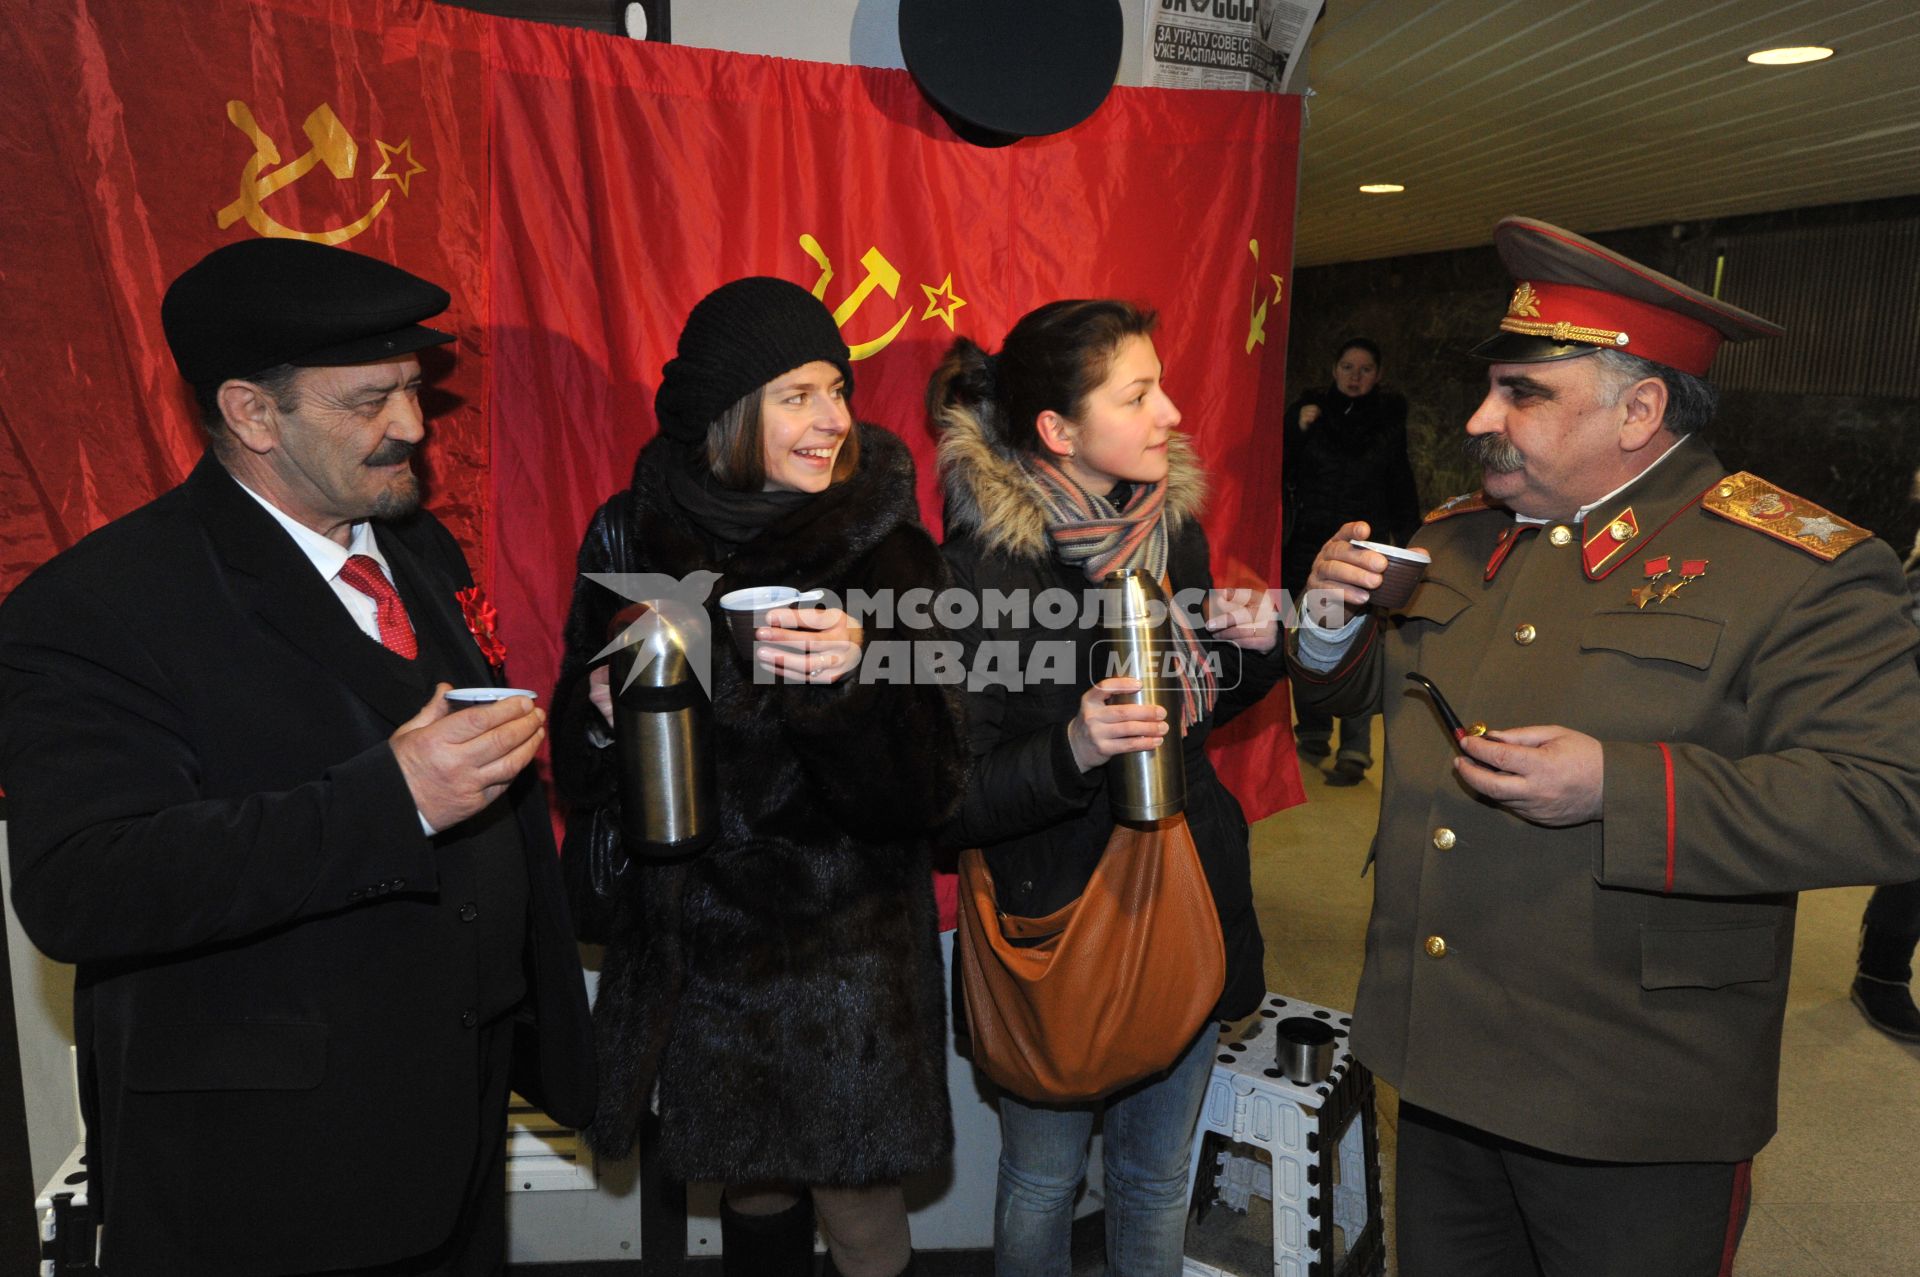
[0,456,596,1275]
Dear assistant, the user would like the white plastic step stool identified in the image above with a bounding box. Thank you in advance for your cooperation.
[35,1143,96,1275]
[1183,992,1385,1277]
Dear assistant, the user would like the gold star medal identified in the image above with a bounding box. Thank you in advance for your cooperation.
[1657,558,1708,603]
[1630,556,1669,609]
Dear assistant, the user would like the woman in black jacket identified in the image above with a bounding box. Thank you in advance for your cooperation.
[1280,337,1419,784]
[550,278,968,1277]
[929,299,1286,1277]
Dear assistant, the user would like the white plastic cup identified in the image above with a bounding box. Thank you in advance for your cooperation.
[444,687,538,708]
[717,586,827,660]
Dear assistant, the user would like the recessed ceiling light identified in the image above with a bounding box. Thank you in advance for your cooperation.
[1747,46,1833,65]
[1358,183,1405,195]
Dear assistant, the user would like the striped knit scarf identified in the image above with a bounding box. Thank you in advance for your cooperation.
[1021,455,1218,730]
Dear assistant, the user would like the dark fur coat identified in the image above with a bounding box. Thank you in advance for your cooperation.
[551,424,967,1185]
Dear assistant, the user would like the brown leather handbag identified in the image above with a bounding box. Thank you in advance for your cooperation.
[956,815,1226,1102]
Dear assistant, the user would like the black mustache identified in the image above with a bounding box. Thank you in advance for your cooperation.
[366,441,417,467]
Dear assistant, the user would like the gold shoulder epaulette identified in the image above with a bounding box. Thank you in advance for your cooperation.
[1423,491,1492,525]
[1702,473,1873,561]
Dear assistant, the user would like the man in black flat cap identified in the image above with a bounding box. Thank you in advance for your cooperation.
[0,238,594,1276]
[1290,217,1920,1275]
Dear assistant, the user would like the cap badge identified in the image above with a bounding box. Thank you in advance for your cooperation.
[1508,282,1542,318]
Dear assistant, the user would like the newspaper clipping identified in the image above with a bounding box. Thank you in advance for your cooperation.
[1144,0,1321,93]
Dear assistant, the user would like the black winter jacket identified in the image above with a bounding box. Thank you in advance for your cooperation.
[1281,386,1420,593]
[550,425,968,1185]
[934,415,1283,1023]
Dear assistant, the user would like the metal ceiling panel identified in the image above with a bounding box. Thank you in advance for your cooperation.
[1296,0,1920,264]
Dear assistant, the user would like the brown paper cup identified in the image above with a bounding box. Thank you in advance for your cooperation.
[1353,540,1431,611]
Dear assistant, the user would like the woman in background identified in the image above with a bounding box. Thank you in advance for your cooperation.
[551,277,967,1277]
[1280,337,1419,785]
[929,299,1285,1277]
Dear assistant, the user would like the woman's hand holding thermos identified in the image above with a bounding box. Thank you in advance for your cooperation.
[1066,677,1169,774]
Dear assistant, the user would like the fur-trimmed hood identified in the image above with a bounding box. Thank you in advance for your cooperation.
[935,398,1207,559]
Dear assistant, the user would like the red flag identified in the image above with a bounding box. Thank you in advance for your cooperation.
[484,25,1305,819]
[0,0,491,587]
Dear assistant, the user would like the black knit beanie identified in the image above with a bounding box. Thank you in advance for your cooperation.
[654,276,853,444]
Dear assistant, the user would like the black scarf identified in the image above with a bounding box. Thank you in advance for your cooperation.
[662,446,818,548]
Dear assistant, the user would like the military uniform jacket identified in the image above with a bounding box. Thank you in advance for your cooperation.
[1292,437,1920,1163]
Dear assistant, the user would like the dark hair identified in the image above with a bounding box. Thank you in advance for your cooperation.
[703,383,860,492]
[190,363,304,448]
[927,299,1157,455]
[1334,337,1382,366]
[1592,348,1719,435]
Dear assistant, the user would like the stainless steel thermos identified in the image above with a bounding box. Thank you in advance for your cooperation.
[608,602,715,856]
[1101,568,1186,822]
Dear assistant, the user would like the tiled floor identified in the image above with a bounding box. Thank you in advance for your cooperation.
[1261,722,1920,1276]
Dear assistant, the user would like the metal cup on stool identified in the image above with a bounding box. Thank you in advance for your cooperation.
[1100,568,1185,822]
[1275,1016,1338,1085]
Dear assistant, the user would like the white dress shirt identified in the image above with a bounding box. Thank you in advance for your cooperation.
[235,480,437,834]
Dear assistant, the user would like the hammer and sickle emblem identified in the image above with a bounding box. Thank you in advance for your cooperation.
[1245,239,1268,353]
[799,235,914,361]
[216,100,391,245]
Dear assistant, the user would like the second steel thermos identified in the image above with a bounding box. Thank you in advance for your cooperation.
[1101,568,1186,822]
[608,601,715,857]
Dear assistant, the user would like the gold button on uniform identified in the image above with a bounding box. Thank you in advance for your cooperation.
[1425,935,1448,958]
[1432,827,1456,850]
[1515,623,1537,645]
[1548,525,1573,547]
[1609,520,1633,542]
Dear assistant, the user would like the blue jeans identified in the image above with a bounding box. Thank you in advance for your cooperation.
[993,1029,1214,1277]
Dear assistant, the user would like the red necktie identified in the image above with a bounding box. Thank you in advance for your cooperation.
[338,554,418,659]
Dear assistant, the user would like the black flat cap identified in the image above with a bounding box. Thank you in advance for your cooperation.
[161,238,454,388]
[900,0,1123,147]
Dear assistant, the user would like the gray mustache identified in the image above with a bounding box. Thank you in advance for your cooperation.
[1463,433,1525,474]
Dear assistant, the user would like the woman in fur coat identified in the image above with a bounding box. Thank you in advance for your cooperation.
[551,277,967,1277]
[929,300,1287,1277]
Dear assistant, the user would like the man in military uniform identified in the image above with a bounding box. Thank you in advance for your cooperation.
[1290,217,1920,1275]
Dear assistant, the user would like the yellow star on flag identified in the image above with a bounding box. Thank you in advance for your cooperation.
[372,138,427,198]
[920,274,967,329]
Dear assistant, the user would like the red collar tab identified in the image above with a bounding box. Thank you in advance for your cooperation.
[1502,280,1722,376]
[1485,523,1537,581]
[1582,506,1640,577]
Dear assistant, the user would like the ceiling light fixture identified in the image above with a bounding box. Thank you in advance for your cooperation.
[1747,46,1833,66]
[1358,183,1405,194]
